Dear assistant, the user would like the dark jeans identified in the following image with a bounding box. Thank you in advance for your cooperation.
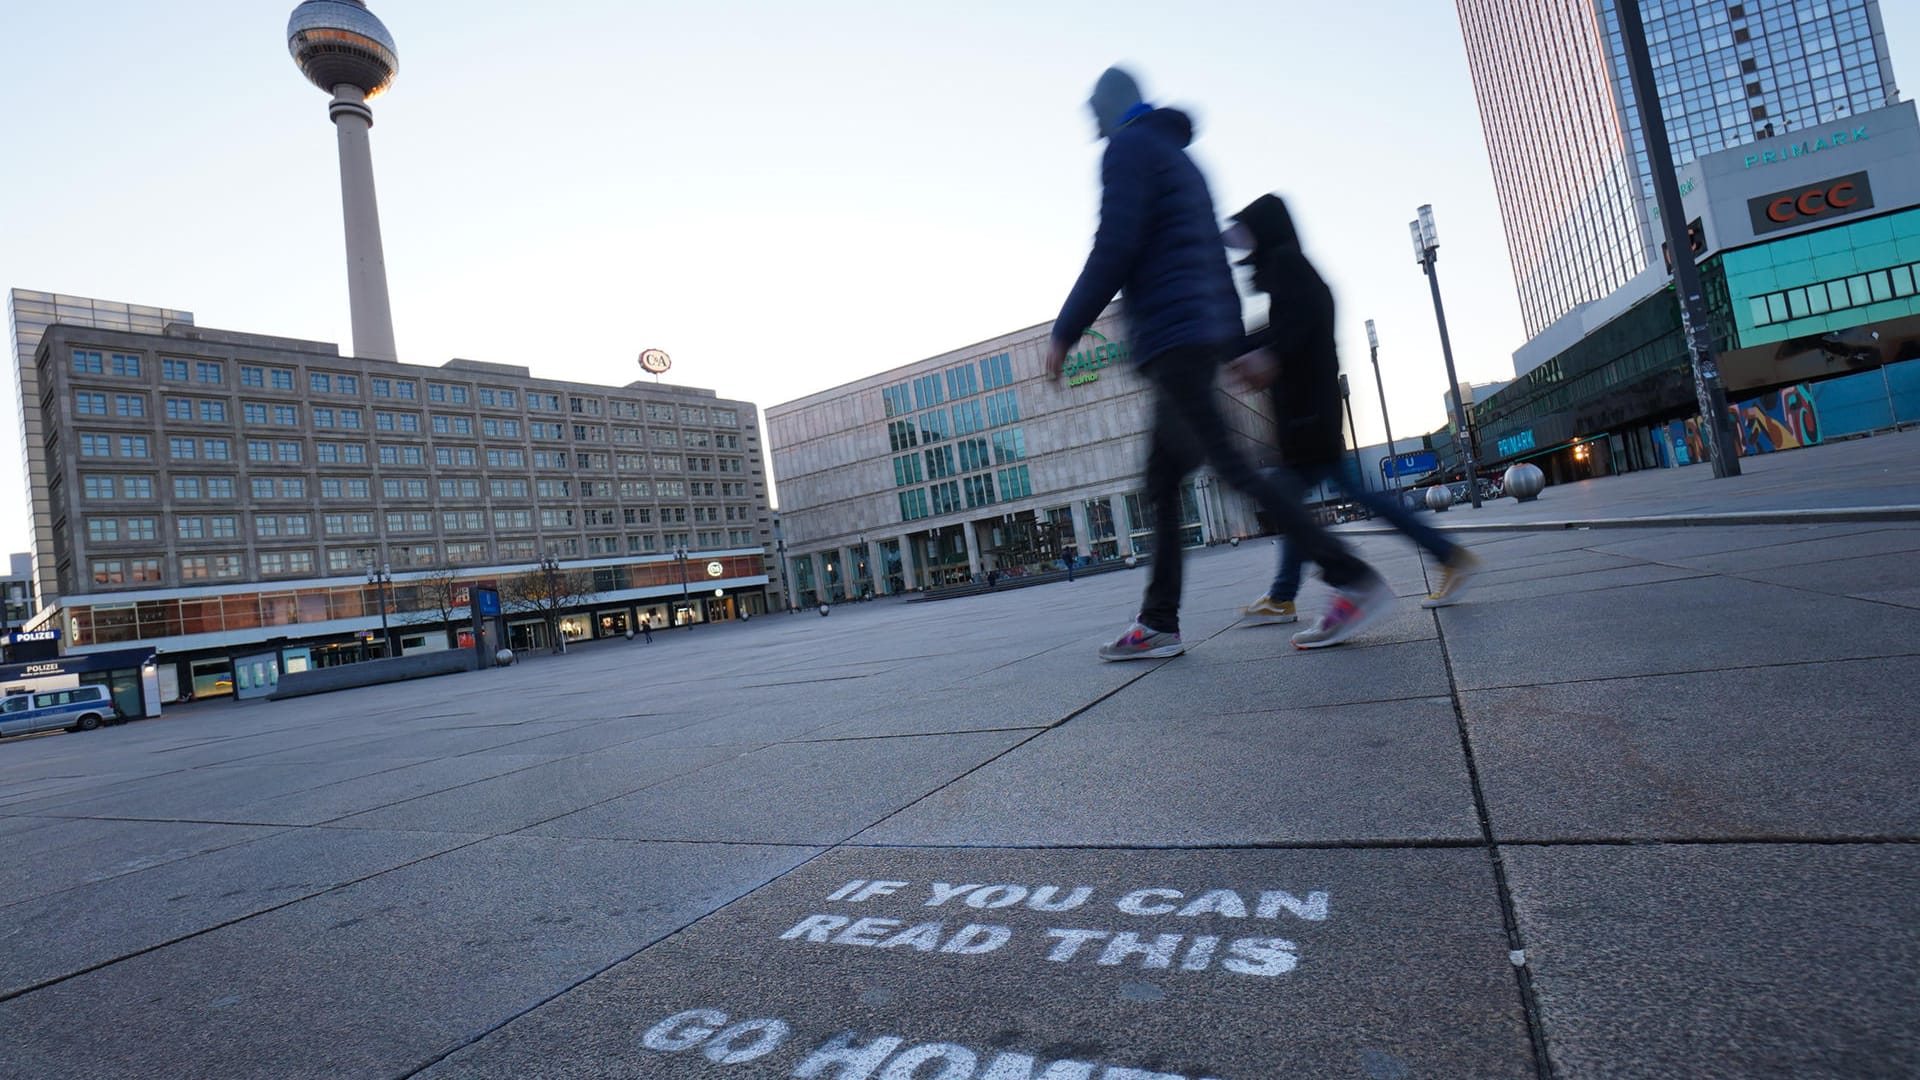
[1268,460,1458,602]
[1138,345,1375,633]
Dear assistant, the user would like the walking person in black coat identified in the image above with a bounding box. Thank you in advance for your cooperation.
[1224,194,1481,637]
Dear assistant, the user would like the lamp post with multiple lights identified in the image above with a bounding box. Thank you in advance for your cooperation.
[1410,204,1483,509]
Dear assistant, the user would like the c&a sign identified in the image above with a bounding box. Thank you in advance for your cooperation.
[1747,171,1874,235]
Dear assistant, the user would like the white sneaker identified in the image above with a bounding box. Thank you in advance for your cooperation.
[1291,576,1395,650]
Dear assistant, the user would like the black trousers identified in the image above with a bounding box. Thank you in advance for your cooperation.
[1138,344,1374,633]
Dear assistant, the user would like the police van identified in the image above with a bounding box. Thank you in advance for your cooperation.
[0,685,122,738]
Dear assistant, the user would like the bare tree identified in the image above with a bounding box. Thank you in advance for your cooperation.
[400,566,466,648]
[500,568,598,653]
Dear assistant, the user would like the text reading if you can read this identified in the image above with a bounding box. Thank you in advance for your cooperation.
[776,878,1332,977]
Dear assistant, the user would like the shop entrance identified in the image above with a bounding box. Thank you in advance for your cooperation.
[508,619,550,652]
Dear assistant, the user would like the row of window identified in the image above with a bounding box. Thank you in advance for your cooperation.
[70,432,751,480]
[1746,262,1919,328]
[882,351,1021,419]
[891,427,1027,488]
[88,525,762,591]
[77,467,752,510]
[79,394,746,454]
[886,391,1022,454]
[70,351,744,427]
[892,465,1036,524]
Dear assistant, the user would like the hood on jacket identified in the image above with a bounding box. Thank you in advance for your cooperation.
[1089,66,1144,139]
[1230,194,1300,263]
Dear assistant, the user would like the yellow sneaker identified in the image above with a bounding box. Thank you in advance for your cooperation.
[1421,549,1482,609]
[1240,595,1298,625]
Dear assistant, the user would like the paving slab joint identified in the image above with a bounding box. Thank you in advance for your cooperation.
[1424,547,1559,1079]
[1344,504,1920,534]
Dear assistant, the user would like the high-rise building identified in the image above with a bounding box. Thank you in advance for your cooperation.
[13,305,776,697]
[1457,0,1900,339]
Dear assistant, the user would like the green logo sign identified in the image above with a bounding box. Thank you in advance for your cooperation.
[1065,329,1129,386]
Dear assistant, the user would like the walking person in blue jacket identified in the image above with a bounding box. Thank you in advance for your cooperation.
[1046,67,1393,659]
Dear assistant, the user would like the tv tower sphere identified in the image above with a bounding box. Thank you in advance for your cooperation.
[287,0,400,363]
[288,0,398,99]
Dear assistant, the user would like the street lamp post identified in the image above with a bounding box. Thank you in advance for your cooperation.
[1617,0,1741,479]
[674,545,692,626]
[1365,319,1401,498]
[1192,474,1212,544]
[366,562,393,657]
[774,536,793,611]
[1410,204,1483,509]
[1338,373,1365,495]
[538,551,563,652]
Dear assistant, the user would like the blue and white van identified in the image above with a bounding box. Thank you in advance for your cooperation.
[0,685,121,738]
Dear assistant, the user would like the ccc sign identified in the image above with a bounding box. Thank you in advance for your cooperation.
[1748,171,1874,235]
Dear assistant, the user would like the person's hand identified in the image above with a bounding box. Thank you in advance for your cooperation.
[1045,339,1069,383]
[1227,348,1279,392]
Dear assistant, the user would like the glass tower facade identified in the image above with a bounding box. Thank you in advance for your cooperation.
[1457,0,1900,338]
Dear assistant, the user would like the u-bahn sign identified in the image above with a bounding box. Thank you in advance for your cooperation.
[1380,451,1438,480]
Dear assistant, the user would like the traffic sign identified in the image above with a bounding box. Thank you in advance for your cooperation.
[1380,451,1438,479]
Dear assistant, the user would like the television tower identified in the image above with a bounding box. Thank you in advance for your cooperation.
[288,0,400,362]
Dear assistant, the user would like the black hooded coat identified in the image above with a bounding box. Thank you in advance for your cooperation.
[1234,194,1345,467]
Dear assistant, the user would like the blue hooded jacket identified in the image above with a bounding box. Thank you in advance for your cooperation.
[1052,107,1244,366]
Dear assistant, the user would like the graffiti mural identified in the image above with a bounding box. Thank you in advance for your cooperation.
[1659,384,1819,464]
[1654,357,1917,466]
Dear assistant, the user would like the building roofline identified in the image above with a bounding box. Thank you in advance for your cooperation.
[766,306,1119,416]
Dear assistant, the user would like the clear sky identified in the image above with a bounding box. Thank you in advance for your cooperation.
[3,1,1916,555]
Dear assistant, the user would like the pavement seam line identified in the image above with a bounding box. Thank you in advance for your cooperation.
[393,664,1167,1068]
[395,664,1173,1073]
[0,823,299,916]
[392,847,838,1079]
[1427,546,1559,1080]
[1458,647,1920,693]
[1342,505,1920,534]
[0,830,497,1006]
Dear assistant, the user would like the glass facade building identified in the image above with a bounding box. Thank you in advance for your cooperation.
[769,312,1270,605]
[1457,0,1899,338]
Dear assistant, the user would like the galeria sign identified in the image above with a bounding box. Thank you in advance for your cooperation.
[1066,330,1129,386]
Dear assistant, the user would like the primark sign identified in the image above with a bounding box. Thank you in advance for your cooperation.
[1742,125,1870,170]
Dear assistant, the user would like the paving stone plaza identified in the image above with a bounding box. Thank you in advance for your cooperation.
[3,435,1918,1079]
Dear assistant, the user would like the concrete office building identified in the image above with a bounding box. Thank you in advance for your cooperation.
[9,290,197,615]
[1457,0,1900,338]
[13,301,775,699]
[769,312,1278,607]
